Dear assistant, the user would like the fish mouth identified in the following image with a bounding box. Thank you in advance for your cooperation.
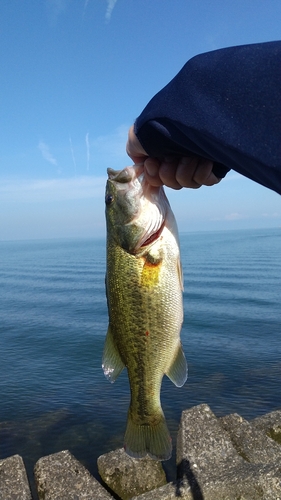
[140,221,165,248]
[106,164,168,253]
[107,164,144,183]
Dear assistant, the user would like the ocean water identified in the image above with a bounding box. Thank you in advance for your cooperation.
[0,228,280,494]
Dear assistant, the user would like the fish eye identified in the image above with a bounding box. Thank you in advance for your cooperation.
[105,194,114,206]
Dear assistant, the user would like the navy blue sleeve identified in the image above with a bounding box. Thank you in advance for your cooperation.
[135,41,281,195]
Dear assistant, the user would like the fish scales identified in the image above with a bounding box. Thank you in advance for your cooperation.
[107,236,181,414]
[103,164,187,460]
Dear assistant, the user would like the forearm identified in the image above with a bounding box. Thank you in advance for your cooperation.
[134,41,281,194]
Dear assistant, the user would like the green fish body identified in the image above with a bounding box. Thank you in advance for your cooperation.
[103,164,187,461]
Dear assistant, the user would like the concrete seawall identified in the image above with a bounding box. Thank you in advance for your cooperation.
[1,403,281,500]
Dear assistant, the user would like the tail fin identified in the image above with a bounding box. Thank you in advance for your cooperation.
[124,409,172,461]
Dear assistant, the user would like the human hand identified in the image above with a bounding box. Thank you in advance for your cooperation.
[144,156,221,189]
[126,125,221,189]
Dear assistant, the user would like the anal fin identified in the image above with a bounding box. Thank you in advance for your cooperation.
[166,344,187,387]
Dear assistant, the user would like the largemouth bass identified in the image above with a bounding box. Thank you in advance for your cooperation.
[102,164,187,461]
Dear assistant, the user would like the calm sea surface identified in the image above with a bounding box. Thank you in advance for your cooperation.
[0,228,280,492]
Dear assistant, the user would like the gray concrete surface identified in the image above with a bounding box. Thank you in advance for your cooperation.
[220,411,281,463]
[34,450,113,500]
[97,447,166,500]
[0,454,32,500]
[251,408,281,444]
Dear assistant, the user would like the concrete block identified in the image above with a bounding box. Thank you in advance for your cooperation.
[0,454,32,500]
[176,403,243,481]
[220,412,281,464]
[132,464,281,500]
[131,480,193,500]
[251,409,281,444]
[34,450,113,500]
[97,447,167,500]
[173,403,281,500]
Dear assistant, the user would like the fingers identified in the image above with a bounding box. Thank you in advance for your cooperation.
[144,156,221,189]
[157,158,183,190]
[145,157,182,189]
[175,157,219,188]
[126,125,221,189]
[192,158,221,186]
[175,157,202,188]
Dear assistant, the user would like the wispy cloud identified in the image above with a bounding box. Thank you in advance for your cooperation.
[46,0,67,24]
[86,132,90,171]
[38,141,58,166]
[83,0,117,21]
[69,136,77,175]
[105,0,118,22]
[0,175,106,203]
[224,212,247,221]
[262,212,280,218]
[209,212,249,222]
[83,0,90,17]
[91,124,129,169]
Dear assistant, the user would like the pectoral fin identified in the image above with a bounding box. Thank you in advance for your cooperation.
[102,325,125,383]
[166,344,187,387]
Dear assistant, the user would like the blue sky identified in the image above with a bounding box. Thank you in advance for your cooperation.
[1,0,280,240]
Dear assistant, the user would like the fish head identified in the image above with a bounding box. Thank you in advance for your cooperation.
[105,164,170,254]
